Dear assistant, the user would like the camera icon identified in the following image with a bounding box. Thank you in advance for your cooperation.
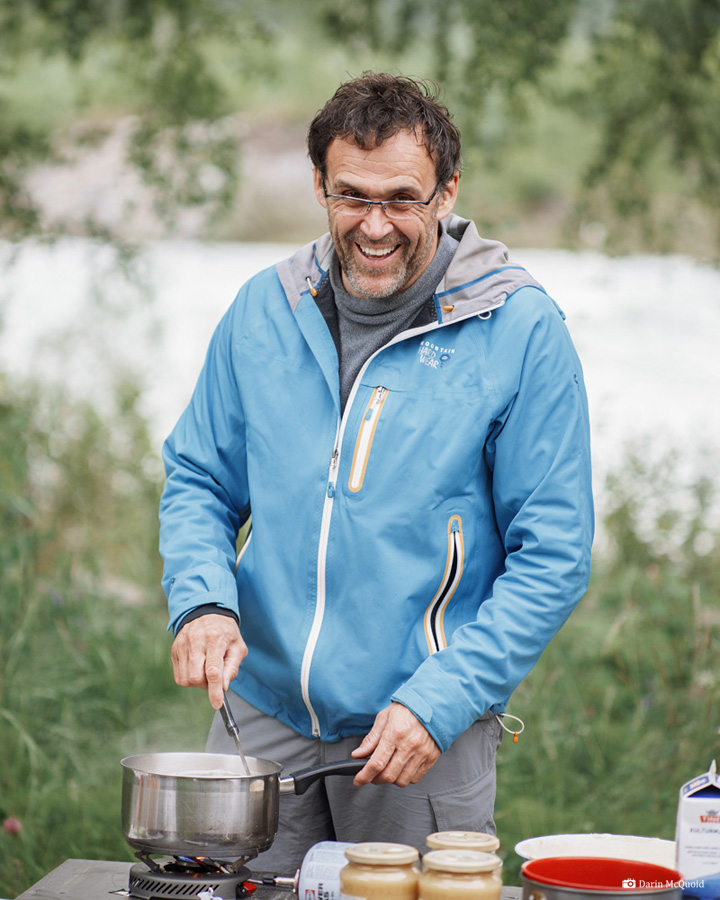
[622,879,637,889]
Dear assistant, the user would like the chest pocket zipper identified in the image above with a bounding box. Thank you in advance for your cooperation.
[424,515,464,654]
[348,386,389,493]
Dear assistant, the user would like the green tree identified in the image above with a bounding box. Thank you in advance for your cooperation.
[320,0,577,141]
[572,0,720,252]
[2,0,720,254]
[320,0,720,254]
[0,0,276,238]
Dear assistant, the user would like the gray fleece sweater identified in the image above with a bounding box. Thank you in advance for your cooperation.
[329,227,458,412]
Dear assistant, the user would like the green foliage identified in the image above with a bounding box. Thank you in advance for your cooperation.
[318,0,577,145]
[329,0,720,253]
[1,349,718,892]
[0,110,48,239]
[496,448,720,883]
[0,374,212,896]
[575,0,720,252]
[2,0,720,252]
[0,0,272,238]
[0,0,246,61]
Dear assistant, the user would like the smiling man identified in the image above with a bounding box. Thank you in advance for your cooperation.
[160,73,594,870]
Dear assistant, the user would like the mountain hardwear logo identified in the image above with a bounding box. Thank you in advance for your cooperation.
[418,340,455,369]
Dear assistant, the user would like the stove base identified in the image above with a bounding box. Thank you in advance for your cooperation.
[129,859,254,900]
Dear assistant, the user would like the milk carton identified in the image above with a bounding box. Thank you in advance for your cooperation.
[675,760,720,898]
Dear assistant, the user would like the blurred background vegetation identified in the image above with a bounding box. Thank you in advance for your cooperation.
[1,372,718,890]
[1,0,720,254]
[1,0,720,893]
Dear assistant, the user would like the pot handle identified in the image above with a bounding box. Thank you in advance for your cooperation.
[279,758,366,796]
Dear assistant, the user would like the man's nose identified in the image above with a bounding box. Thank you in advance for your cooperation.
[359,204,395,240]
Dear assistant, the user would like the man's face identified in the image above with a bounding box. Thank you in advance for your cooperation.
[313,130,458,300]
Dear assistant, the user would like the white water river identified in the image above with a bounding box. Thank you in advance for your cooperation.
[2,238,719,527]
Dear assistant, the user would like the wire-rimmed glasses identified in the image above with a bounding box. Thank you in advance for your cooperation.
[322,179,442,220]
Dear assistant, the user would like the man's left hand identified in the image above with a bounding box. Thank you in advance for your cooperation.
[351,702,441,787]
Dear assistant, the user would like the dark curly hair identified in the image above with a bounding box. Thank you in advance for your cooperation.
[307,72,462,184]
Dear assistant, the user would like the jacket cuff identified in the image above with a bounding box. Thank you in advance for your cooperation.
[175,604,239,634]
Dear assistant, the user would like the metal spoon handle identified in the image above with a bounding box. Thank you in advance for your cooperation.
[219,694,251,775]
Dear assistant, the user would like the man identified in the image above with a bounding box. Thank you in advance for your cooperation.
[160,72,593,869]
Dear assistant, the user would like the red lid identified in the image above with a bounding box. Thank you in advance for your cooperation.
[521,857,683,891]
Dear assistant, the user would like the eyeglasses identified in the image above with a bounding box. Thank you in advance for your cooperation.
[322,179,443,220]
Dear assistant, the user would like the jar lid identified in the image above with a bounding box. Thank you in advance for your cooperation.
[345,842,420,866]
[426,831,501,852]
[423,849,502,873]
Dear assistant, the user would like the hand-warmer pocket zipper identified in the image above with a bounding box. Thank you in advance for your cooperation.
[348,386,389,493]
[424,515,464,654]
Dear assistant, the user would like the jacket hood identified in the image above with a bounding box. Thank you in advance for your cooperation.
[276,213,545,321]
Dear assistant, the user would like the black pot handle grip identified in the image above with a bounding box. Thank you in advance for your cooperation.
[281,758,367,795]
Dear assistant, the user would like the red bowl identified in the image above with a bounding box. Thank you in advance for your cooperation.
[521,856,684,891]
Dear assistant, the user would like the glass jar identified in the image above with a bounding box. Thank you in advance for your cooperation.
[340,842,420,900]
[418,850,502,900]
[425,831,501,854]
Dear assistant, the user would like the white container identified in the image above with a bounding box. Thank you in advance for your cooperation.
[295,841,354,899]
[515,833,676,867]
[675,759,720,884]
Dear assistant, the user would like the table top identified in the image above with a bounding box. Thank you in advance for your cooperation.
[16,858,523,900]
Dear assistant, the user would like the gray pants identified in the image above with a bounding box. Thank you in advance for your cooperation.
[206,692,503,874]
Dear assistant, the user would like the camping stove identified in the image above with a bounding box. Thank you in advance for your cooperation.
[128,853,258,900]
[15,859,296,900]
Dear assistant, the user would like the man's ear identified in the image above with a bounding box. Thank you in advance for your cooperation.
[313,168,328,209]
[437,172,459,219]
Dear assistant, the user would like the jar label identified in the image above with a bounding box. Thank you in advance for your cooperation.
[298,841,354,899]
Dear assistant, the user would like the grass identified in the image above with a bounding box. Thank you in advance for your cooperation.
[495,454,720,882]
[496,566,719,882]
[1,360,718,894]
[0,375,213,894]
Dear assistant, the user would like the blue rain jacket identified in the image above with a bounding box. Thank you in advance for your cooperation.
[160,215,594,752]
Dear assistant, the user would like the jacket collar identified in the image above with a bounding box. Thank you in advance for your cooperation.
[275,213,545,322]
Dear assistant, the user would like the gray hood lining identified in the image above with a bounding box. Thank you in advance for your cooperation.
[276,214,544,319]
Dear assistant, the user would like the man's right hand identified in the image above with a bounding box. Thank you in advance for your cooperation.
[171,614,247,709]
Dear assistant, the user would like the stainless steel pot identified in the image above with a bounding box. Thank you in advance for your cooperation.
[121,752,364,858]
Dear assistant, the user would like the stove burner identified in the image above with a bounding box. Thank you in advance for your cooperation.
[129,855,257,900]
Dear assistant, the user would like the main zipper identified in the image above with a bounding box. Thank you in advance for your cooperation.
[300,422,340,737]
[298,299,506,737]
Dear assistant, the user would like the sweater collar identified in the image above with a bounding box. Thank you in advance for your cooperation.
[328,226,458,326]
